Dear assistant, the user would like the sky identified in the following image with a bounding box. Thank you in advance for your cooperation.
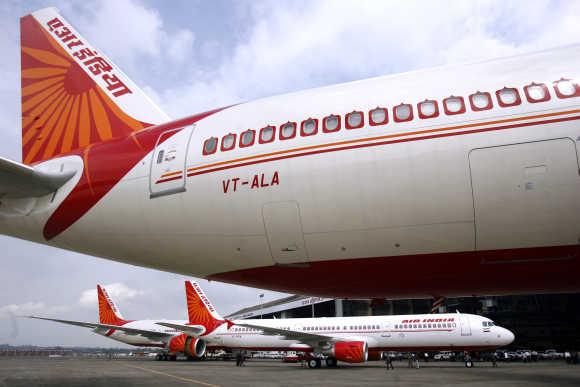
[1,0,580,347]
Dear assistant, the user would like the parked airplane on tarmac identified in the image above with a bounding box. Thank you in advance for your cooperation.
[29,285,208,361]
[1,7,579,298]
[158,281,515,368]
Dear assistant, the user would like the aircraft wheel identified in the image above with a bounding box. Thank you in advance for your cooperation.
[155,354,162,361]
[325,357,338,367]
[307,359,318,369]
[170,355,177,361]
[465,360,473,368]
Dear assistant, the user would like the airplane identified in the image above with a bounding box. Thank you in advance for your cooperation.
[158,281,515,368]
[28,284,208,361]
[1,7,579,298]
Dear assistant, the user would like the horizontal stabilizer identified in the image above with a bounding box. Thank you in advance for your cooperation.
[0,156,74,198]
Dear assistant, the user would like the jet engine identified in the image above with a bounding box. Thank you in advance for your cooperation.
[324,341,368,363]
[168,334,206,358]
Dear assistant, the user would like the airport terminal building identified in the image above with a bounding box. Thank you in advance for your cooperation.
[226,294,580,350]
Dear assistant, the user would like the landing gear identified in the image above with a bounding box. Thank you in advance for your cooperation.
[325,357,338,367]
[464,351,473,368]
[155,353,176,361]
[307,358,322,369]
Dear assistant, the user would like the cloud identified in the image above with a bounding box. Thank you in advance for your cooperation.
[78,283,146,309]
[0,302,70,319]
[155,0,580,117]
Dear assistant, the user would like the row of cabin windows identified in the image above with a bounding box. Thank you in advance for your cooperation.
[394,323,456,329]
[202,79,580,156]
[304,324,380,331]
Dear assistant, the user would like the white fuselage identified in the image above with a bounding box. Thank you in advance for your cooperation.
[2,46,579,297]
[204,314,513,352]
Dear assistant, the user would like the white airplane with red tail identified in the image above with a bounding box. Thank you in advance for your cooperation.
[158,281,514,368]
[29,284,208,361]
[1,7,579,298]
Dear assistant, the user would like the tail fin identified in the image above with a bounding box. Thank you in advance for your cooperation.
[185,281,226,334]
[20,7,169,165]
[97,285,127,325]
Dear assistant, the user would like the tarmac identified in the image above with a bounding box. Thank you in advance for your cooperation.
[0,358,579,387]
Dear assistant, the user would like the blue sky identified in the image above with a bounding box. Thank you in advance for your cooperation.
[1,0,579,346]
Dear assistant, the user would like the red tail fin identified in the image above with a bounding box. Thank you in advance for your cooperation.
[97,285,127,325]
[185,281,225,334]
[20,7,169,165]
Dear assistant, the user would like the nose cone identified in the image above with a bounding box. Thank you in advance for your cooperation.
[498,327,515,346]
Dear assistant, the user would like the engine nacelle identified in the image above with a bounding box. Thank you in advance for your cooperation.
[168,334,206,358]
[325,341,368,363]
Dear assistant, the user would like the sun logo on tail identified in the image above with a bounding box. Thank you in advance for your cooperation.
[185,281,225,335]
[97,285,127,326]
[20,15,149,164]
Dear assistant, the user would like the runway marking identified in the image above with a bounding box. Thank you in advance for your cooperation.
[123,363,221,387]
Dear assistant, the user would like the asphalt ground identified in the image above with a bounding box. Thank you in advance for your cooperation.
[0,358,578,387]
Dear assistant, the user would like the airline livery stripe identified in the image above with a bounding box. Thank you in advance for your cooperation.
[186,113,580,178]
[188,107,580,175]
[156,175,183,184]
[160,170,184,178]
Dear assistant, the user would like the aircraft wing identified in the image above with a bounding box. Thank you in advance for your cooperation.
[234,322,337,348]
[0,156,74,199]
[27,316,170,340]
[155,322,205,337]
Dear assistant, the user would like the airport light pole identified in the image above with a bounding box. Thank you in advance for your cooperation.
[259,294,264,319]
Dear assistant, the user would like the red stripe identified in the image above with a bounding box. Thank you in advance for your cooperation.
[156,175,183,184]
[189,114,580,178]
[209,245,580,298]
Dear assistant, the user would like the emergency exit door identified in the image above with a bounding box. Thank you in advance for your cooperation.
[149,125,194,198]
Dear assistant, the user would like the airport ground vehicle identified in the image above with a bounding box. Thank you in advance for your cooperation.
[158,281,514,368]
[2,7,579,299]
[434,351,455,361]
[541,349,565,360]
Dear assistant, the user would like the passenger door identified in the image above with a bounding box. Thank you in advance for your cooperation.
[149,125,194,198]
[458,314,472,336]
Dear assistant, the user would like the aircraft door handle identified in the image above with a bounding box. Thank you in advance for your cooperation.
[281,246,298,252]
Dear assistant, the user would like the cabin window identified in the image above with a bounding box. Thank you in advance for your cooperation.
[443,96,466,115]
[553,78,580,98]
[469,91,493,111]
[346,111,364,129]
[418,99,439,118]
[202,137,217,155]
[524,82,550,103]
[259,125,275,144]
[240,129,255,147]
[393,103,413,122]
[369,107,388,126]
[221,133,236,151]
[280,122,297,140]
[301,118,318,136]
[496,87,521,107]
[323,114,341,132]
